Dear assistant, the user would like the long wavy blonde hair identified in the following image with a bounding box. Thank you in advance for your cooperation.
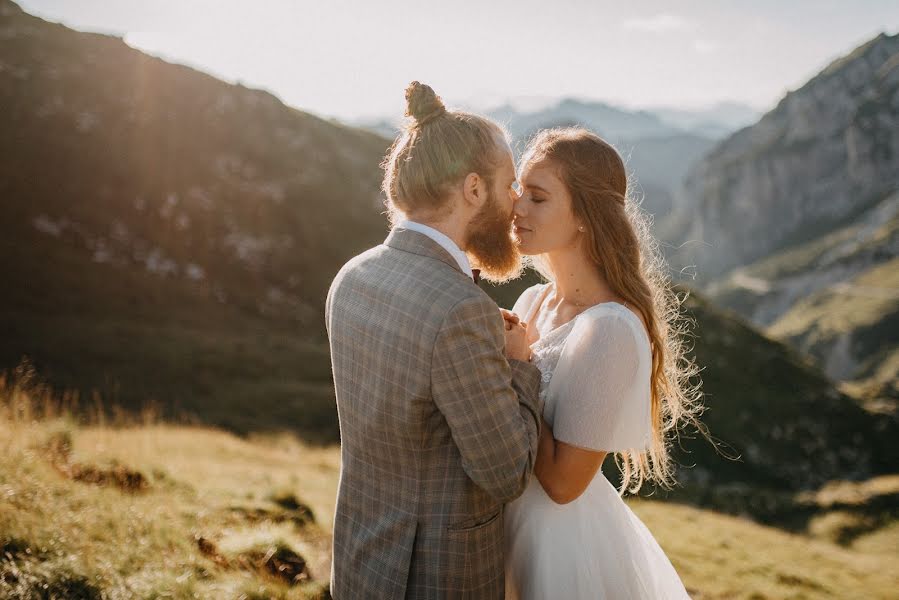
[523,127,706,494]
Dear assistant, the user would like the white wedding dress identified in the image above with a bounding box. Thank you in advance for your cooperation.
[504,284,690,600]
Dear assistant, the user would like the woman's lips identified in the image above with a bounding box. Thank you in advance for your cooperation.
[513,225,531,234]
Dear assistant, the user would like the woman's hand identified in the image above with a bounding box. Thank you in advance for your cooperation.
[500,308,521,329]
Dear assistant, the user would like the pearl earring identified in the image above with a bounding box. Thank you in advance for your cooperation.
[578,226,585,232]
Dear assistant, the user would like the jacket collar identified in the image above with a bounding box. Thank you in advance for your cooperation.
[384,227,466,276]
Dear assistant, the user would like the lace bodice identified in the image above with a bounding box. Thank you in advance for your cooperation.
[529,319,575,408]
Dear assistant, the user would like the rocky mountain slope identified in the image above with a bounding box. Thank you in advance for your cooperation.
[661,33,899,394]
[708,191,898,396]
[664,33,899,280]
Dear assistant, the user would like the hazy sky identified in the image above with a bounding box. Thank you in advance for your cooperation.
[16,0,899,122]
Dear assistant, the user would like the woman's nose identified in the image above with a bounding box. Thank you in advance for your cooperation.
[513,197,526,217]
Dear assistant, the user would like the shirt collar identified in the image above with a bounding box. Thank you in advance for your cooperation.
[395,219,473,278]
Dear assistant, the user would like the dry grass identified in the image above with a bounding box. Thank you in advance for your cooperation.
[0,365,337,599]
[633,500,898,599]
[1,365,897,599]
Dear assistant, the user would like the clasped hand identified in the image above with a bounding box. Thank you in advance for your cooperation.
[501,309,530,362]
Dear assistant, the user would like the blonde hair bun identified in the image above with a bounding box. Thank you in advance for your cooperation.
[404,81,446,125]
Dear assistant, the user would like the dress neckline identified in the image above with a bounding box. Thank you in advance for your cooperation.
[527,283,637,349]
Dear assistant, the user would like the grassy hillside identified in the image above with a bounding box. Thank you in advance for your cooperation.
[1,411,337,597]
[1,224,340,440]
[2,379,896,600]
[769,258,899,405]
[708,191,899,398]
[0,0,388,438]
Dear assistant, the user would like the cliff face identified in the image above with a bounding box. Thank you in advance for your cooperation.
[659,33,899,393]
[665,33,899,280]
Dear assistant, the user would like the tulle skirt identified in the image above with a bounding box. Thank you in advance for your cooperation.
[504,473,691,599]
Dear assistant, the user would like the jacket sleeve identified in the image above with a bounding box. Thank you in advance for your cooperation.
[431,294,543,503]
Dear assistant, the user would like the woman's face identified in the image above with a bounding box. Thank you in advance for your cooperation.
[513,159,583,256]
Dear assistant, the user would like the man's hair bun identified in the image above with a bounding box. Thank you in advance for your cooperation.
[404,81,446,126]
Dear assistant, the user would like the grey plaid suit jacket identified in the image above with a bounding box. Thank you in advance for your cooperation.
[325,227,543,599]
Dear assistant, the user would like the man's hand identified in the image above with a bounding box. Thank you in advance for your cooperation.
[504,320,531,362]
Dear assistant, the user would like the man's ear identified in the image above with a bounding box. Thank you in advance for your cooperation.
[461,172,487,210]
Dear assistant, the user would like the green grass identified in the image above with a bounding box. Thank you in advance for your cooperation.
[769,258,899,396]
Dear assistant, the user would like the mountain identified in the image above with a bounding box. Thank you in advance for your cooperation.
[361,99,758,143]
[708,191,899,398]
[652,102,761,139]
[482,100,719,219]
[664,33,899,280]
[0,0,389,437]
[487,98,681,142]
[617,133,718,218]
[661,33,899,395]
[486,98,760,143]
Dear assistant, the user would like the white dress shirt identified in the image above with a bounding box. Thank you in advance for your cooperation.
[396,219,473,278]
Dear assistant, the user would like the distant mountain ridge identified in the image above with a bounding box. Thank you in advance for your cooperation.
[651,102,762,139]
[482,99,758,219]
[358,99,759,143]
[358,94,759,221]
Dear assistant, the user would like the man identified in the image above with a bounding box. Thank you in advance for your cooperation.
[325,81,542,598]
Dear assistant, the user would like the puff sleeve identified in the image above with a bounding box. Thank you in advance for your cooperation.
[545,308,652,452]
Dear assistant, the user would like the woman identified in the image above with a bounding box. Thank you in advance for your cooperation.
[503,127,704,599]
